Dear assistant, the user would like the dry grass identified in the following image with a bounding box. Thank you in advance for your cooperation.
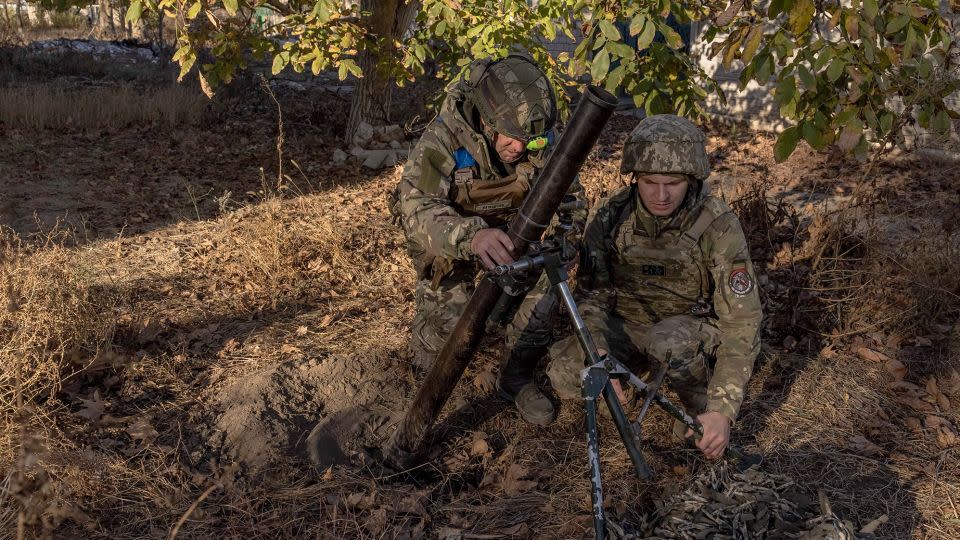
[0,83,210,130]
[0,106,958,539]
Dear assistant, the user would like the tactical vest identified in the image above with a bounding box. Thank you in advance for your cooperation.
[442,127,553,229]
[609,187,728,325]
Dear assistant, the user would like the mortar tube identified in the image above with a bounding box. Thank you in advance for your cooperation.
[384,86,619,467]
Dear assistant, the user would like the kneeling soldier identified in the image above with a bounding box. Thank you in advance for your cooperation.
[546,115,762,458]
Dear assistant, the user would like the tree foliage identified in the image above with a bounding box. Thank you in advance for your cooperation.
[131,0,959,161]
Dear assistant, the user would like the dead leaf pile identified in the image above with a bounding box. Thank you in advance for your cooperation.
[638,464,863,539]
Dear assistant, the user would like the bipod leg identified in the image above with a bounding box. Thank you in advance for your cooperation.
[581,364,607,540]
[621,369,761,469]
[601,362,653,481]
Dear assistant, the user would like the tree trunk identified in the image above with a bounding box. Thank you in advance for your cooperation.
[344,0,421,143]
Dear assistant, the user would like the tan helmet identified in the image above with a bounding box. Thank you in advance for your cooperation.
[621,115,711,180]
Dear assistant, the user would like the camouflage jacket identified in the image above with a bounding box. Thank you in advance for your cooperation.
[393,82,586,282]
[578,182,762,420]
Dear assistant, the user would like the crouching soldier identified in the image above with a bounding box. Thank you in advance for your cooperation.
[391,55,587,426]
[546,115,762,458]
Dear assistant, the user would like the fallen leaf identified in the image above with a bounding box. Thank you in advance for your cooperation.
[280,344,302,355]
[503,463,538,496]
[344,491,376,510]
[126,417,158,443]
[318,314,333,328]
[884,359,907,380]
[849,435,883,456]
[321,466,334,481]
[473,368,496,393]
[671,465,690,476]
[927,377,942,399]
[820,344,837,359]
[905,417,922,431]
[396,492,429,516]
[469,437,492,459]
[362,507,388,535]
[914,336,933,347]
[295,325,309,336]
[854,347,891,363]
[75,391,107,422]
[924,415,945,429]
[937,393,951,411]
[498,523,530,536]
[894,395,935,412]
[888,380,921,392]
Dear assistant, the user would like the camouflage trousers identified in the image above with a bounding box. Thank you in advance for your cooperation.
[546,314,720,413]
[410,272,558,360]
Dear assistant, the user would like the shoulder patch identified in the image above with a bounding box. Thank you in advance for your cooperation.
[453,148,476,169]
[728,265,754,296]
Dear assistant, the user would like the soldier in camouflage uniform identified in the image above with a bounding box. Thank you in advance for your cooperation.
[546,115,762,458]
[392,55,586,426]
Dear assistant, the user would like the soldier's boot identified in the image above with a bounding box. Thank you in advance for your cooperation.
[672,390,707,445]
[496,347,556,426]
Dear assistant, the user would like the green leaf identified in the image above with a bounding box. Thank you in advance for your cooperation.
[789,0,815,35]
[604,65,625,93]
[338,62,347,80]
[741,25,764,65]
[657,22,684,49]
[272,53,285,75]
[125,0,142,23]
[607,41,635,59]
[836,121,863,151]
[774,126,800,162]
[801,121,827,149]
[932,110,951,135]
[437,20,447,34]
[863,0,878,22]
[599,20,621,41]
[826,58,846,82]
[543,19,557,42]
[591,49,610,82]
[223,0,238,16]
[767,0,786,18]
[879,111,895,134]
[187,1,201,20]
[798,65,815,89]
[342,58,362,77]
[636,17,656,50]
[629,14,648,37]
[885,14,910,35]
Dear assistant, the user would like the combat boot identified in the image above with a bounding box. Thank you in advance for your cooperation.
[496,347,556,426]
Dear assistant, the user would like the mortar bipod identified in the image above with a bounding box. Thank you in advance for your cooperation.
[491,251,667,539]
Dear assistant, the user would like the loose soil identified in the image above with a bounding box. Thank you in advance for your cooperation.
[1,44,959,540]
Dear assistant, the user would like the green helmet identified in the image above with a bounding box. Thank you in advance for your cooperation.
[464,55,557,143]
[621,115,711,180]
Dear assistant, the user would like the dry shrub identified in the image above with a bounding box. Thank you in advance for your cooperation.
[0,229,117,407]
[0,228,119,537]
[0,83,209,130]
[800,207,960,339]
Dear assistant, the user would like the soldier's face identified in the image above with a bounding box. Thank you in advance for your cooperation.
[493,132,526,163]
[636,173,689,216]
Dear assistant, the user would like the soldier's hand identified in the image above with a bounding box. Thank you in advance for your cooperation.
[471,228,515,269]
[688,411,731,459]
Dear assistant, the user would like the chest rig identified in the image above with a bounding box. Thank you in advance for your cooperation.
[608,188,720,324]
[448,148,537,227]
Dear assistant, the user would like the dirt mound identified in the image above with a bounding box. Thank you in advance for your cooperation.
[207,352,409,471]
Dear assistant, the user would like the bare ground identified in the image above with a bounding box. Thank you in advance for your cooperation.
[1,45,959,539]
